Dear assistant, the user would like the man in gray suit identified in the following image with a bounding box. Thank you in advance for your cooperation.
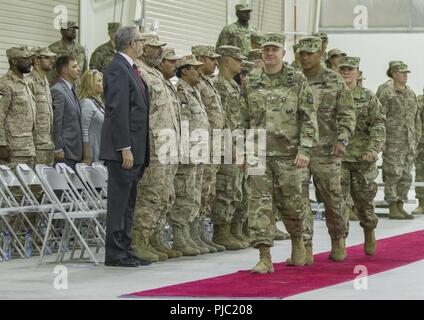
[51,55,83,169]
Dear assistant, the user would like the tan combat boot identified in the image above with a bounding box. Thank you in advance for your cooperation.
[389,202,406,219]
[230,222,251,246]
[330,238,347,262]
[150,231,183,259]
[242,220,251,239]
[251,245,274,274]
[305,244,314,265]
[412,199,424,215]
[133,229,160,263]
[184,225,209,254]
[364,229,376,256]
[286,237,306,266]
[397,200,414,219]
[190,219,215,253]
[213,224,246,250]
[199,221,226,252]
[171,225,200,257]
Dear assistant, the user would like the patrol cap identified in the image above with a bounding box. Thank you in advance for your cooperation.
[389,61,411,74]
[312,32,328,41]
[297,36,322,53]
[338,56,360,69]
[31,46,57,58]
[108,22,122,32]
[261,32,285,48]
[248,49,262,61]
[251,32,265,46]
[6,46,36,60]
[142,33,167,47]
[60,20,79,30]
[162,48,179,61]
[236,4,253,12]
[191,45,220,58]
[176,55,204,69]
[217,45,246,60]
[386,60,404,77]
[327,48,346,60]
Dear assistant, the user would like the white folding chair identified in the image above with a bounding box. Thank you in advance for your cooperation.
[35,164,102,265]
[75,163,108,210]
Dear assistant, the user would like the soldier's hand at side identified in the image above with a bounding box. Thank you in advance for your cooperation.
[362,152,375,162]
[122,149,134,170]
[295,154,310,169]
[54,151,65,162]
[332,143,346,158]
[0,146,10,161]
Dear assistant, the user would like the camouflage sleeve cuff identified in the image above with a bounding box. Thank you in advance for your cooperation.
[298,146,312,158]
[337,129,351,142]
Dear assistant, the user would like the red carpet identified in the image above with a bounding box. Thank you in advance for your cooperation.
[126,230,424,299]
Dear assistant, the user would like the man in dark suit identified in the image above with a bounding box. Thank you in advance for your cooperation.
[51,55,83,169]
[100,26,151,267]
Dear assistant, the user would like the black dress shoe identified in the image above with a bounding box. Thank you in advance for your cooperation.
[129,254,152,266]
[105,257,140,268]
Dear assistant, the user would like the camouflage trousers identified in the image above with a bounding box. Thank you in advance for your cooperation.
[246,157,304,249]
[301,156,347,246]
[170,164,199,227]
[155,165,179,233]
[414,143,424,200]
[133,160,168,231]
[341,161,379,233]
[200,164,219,220]
[382,145,415,203]
[0,156,36,170]
[35,149,54,166]
[211,164,243,225]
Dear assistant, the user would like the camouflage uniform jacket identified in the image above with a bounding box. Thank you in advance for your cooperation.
[343,85,386,162]
[216,22,257,56]
[198,73,224,130]
[164,79,182,163]
[26,69,54,151]
[0,70,36,157]
[241,65,318,158]
[290,61,302,72]
[377,83,421,151]
[89,41,116,73]
[305,67,356,157]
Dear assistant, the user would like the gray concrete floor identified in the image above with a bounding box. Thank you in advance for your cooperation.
[1,205,423,300]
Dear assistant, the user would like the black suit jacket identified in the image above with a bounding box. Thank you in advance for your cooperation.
[100,53,150,167]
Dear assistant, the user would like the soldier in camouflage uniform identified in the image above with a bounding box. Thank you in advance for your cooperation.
[325,49,346,72]
[241,33,319,274]
[89,22,121,73]
[251,32,265,49]
[413,91,424,215]
[210,46,249,251]
[312,32,329,64]
[216,4,257,57]
[0,47,36,169]
[378,61,420,220]
[290,44,302,72]
[298,37,356,263]
[27,47,56,166]
[191,45,226,253]
[338,56,385,256]
[132,35,182,262]
[376,61,401,97]
[171,55,211,257]
[48,21,87,86]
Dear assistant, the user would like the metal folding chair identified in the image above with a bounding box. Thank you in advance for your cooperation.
[75,163,108,210]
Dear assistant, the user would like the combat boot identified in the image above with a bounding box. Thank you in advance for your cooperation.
[230,222,251,246]
[132,229,160,263]
[189,219,214,253]
[171,225,200,257]
[364,228,376,256]
[389,202,406,219]
[348,207,359,221]
[412,199,424,215]
[251,245,274,274]
[286,237,306,266]
[150,231,183,259]
[330,238,347,262]
[212,224,245,250]
[242,221,251,238]
[199,221,226,252]
[305,244,314,265]
[184,225,209,254]
[397,200,414,219]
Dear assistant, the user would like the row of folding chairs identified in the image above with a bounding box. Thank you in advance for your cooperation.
[0,163,108,265]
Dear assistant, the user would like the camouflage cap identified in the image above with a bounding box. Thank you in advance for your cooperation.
[386,60,404,77]
[251,32,265,46]
[108,22,122,32]
[60,20,79,30]
[327,48,346,60]
[390,61,411,73]
[242,61,255,73]
[192,45,220,58]
[176,55,204,69]
[32,46,57,58]
[236,4,253,12]
[338,56,360,69]
[262,32,285,48]
[6,46,36,60]
[312,32,328,41]
[162,48,179,61]
[216,45,246,60]
[248,49,262,61]
[297,36,322,53]
[293,44,299,53]
[142,33,167,47]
